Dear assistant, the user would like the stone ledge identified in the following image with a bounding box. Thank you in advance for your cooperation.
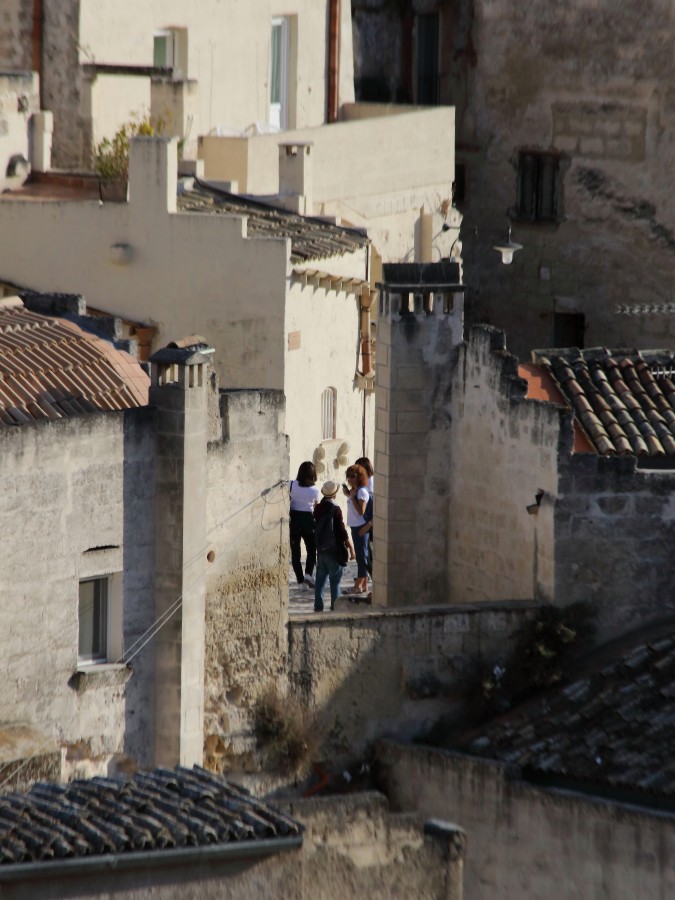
[68,664,132,693]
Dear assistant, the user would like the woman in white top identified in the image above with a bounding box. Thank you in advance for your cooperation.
[289,461,321,586]
[343,463,370,594]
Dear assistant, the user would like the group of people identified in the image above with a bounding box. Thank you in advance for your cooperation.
[288,458,374,612]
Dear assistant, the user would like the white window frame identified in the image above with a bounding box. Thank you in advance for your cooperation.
[78,574,123,667]
[321,387,337,441]
[269,17,290,130]
[153,30,176,71]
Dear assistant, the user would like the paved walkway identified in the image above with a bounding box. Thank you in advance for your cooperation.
[288,559,372,616]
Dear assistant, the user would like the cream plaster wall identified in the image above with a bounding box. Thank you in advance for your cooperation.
[0,72,40,192]
[199,105,458,262]
[284,277,373,474]
[59,0,354,165]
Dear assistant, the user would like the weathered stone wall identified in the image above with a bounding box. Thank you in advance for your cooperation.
[0,408,157,779]
[0,792,465,900]
[0,0,32,71]
[42,0,84,168]
[353,0,675,357]
[375,293,561,608]
[376,740,675,900]
[203,388,290,773]
[448,326,561,604]
[288,602,539,758]
[555,454,675,641]
[373,292,464,607]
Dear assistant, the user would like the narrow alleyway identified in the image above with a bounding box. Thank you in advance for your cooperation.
[288,560,373,616]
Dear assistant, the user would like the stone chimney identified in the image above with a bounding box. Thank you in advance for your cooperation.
[277,141,313,215]
[150,338,213,766]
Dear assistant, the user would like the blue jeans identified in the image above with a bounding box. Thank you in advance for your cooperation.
[351,526,369,578]
[314,552,344,611]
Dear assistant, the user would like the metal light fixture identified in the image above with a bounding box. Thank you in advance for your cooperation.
[493,226,523,265]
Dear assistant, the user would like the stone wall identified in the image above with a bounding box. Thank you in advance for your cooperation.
[376,740,675,900]
[448,327,561,604]
[0,0,32,71]
[0,792,465,900]
[374,290,562,608]
[0,72,40,190]
[288,602,539,759]
[0,408,157,779]
[204,388,290,773]
[555,454,675,641]
[373,288,464,607]
[352,0,675,357]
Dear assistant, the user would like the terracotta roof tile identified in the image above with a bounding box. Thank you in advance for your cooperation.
[0,299,149,426]
[530,348,675,457]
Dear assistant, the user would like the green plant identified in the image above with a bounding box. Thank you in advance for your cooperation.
[93,113,160,181]
[253,685,319,776]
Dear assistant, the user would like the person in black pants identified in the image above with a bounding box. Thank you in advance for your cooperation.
[289,461,320,587]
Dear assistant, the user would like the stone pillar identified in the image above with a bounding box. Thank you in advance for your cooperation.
[373,263,464,607]
[30,111,53,173]
[150,342,210,766]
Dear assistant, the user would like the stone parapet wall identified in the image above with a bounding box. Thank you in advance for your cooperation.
[376,740,675,900]
[288,602,539,759]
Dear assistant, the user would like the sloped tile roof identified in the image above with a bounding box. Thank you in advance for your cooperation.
[531,348,675,457]
[177,179,369,263]
[0,766,302,865]
[0,298,149,426]
[460,630,675,800]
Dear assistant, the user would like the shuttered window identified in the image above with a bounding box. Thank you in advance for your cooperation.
[517,152,562,223]
[321,387,336,440]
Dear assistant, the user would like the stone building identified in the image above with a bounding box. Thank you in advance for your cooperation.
[0,293,289,782]
[352,0,675,356]
[0,137,372,473]
[0,0,355,168]
[374,263,675,642]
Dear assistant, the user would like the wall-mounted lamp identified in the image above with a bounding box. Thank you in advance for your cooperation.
[493,226,523,265]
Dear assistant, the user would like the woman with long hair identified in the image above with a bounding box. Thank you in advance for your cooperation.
[343,463,370,594]
[289,461,320,587]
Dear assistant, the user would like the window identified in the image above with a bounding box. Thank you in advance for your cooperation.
[153,31,176,70]
[516,151,563,223]
[153,29,187,78]
[321,387,337,440]
[269,18,290,130]
[416,13,440,105]
[553,312,585,349]
[77,573,123,666]
[78,578,108,663]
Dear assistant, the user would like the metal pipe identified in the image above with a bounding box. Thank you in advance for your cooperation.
[327,0,340,123]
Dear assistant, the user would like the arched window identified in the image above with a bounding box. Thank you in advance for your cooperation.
[321,387,337,440]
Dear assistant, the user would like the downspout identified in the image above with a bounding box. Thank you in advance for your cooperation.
[358,286,376,456]
[327,0,340,123]
[32,0,43,108]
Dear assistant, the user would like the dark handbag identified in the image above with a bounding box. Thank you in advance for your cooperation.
[335,536,349,566]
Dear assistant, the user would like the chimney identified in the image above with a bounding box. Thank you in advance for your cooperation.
[277,141,313,215]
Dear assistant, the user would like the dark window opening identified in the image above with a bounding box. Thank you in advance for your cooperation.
[416,13,440,105]
[517,151,562,223]
[453,162,466,207]
[553,312,585,349]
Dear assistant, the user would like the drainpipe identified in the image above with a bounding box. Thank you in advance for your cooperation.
[327,0,340,123]
[359,286,376,377]
[32,0,43,107]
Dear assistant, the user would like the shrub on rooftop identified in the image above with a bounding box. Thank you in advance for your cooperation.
[93,113,161,181]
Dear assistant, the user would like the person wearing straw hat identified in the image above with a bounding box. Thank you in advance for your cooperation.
[313,480,354,612]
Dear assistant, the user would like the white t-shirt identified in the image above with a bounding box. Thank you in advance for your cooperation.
[289,480,320,512]
[346,486,369,527]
